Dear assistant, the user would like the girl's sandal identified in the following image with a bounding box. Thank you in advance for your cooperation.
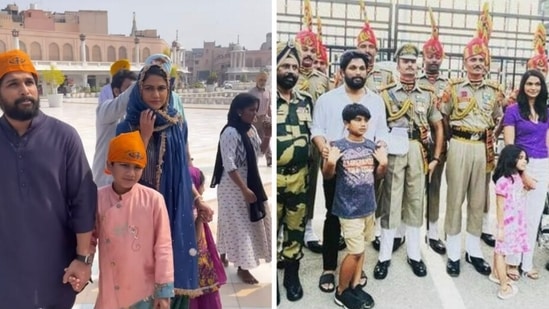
[497,282,518,300]
[507,266,520,281]
[522,269,540,280]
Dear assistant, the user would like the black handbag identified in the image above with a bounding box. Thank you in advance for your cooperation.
[249,201,266,222]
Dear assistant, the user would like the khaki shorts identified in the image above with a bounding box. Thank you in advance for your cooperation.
[339,214,375,255]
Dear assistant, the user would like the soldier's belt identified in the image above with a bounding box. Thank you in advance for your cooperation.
[277,162,308,175]
[451,127,486,142]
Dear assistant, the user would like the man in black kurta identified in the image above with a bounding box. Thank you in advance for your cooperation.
[0,49,97,308]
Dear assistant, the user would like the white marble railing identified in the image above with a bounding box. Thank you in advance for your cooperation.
[32,60,191,74]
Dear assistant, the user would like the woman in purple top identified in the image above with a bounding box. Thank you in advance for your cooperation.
[502,69,549,280]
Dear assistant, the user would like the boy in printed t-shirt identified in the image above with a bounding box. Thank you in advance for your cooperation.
[322,104,388,309]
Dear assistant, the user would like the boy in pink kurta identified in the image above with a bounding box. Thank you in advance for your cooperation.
[91,131,174,309]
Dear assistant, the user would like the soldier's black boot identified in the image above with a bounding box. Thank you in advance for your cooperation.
[277,277,280,305]
[283,260,303,301]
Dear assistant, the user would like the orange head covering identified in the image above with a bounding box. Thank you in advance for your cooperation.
[423,7,444,59]
[357,0,377,49]
[463,2,492,66]
[295,0,318,50]
[527,23,548,73]
[105,131,147,174]
[0,49,38,80]
[316,16,328,64]
[110,59,131,76]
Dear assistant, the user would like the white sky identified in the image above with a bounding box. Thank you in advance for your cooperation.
[11,0,272,50]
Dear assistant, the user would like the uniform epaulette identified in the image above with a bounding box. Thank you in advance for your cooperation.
[448,77,464,85]
[379,67,393,74]
[484,80,502,90]
[379,82,396,91]
[418,83,435,92]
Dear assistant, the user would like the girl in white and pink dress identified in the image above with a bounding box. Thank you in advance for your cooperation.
[490,145,530,299]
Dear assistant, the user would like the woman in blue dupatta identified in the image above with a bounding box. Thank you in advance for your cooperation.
[116,62,212,308]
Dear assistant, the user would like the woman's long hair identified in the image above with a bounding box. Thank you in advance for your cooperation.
[516,69,548,122]
[492,144,528,184]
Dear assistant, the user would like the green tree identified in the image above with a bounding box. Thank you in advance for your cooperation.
[206,72,218,85]
[41,65,65,94]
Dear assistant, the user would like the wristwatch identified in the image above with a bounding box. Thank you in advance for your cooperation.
[75,254,94,265]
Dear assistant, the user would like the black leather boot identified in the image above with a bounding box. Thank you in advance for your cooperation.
[283,260,303,301]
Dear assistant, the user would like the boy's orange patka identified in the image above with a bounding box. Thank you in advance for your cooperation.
[106,131,147,174]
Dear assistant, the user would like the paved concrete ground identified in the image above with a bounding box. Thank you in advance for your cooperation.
[277,167,549,309]
[36,99,273,309]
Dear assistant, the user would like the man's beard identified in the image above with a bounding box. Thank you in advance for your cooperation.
[0,96,40,121]
[344,75,366,90]
[425,64,440,74]
[277,73,298,90]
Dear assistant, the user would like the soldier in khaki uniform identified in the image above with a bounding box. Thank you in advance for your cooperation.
[440,3,503,278]
[373,44,443,280]
[294,0,330,254]
[276,40,313,304]
[356,4,404,253]
[416,8,448,255]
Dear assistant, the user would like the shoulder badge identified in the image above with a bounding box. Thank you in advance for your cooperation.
[484,80,502,91]
[418,83,435,93]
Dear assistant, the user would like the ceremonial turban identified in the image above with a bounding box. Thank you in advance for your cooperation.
[423,7,444,59]
[295,0,318,49]
[357,0,377,49]
[463,2,492,66]
[527,23,549,73]
[316,16,328,64]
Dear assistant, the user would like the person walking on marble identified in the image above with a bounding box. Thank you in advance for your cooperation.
[0,49,97,308]
[249,71,272,167]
